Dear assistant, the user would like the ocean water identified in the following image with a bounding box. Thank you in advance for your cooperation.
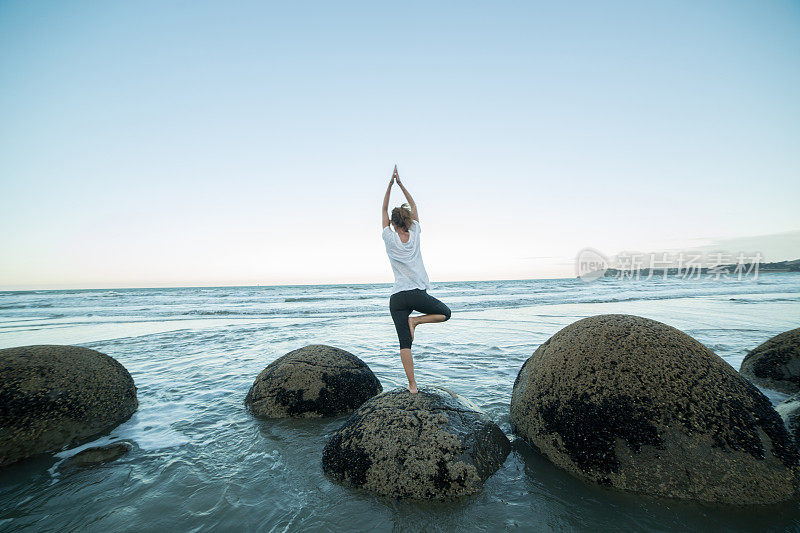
[1,274,800,532]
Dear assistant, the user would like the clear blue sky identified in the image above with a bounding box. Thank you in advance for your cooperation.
[1,1,798,289]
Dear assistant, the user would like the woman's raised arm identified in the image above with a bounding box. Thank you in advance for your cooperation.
[395,171,418,222]
[381,168,395,228]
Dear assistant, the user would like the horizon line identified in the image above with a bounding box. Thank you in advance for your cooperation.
[0,274,582,293]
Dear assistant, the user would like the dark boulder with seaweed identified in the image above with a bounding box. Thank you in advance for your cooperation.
[245,345,382,418]
[0,345,138,467]
[740,328,800,394]
[322,386,510,499]
[510,314,799,504]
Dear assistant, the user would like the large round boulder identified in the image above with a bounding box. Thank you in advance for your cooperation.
[0,345,138,467]
[740,328,800,394]
[245,344,382,418]
[510,314,799,504]
[322,386,510,499]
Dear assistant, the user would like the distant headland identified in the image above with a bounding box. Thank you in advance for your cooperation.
[600,258,800,278]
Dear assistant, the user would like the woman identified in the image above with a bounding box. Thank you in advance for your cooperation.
[381,165,451,393]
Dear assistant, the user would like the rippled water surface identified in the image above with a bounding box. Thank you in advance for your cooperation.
[1,275,800,531]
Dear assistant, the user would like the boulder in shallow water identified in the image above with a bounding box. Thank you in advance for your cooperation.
[63,442,132,468]
[740,328,800,394]
[245,345,382,418]
[510,314,799,504]
[322,386,511,499]
[0,345,138,467]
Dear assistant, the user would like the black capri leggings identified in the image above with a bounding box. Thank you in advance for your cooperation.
[389,288,451,349]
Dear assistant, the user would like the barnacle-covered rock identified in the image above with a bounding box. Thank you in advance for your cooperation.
[0,345,138,467]
[510,314,799,504]
[245,345,381,418]
[740,328,800,394]
[322,386,510,499]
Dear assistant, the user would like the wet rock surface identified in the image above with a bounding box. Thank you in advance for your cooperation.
[245,345,382,418]
[0,345,138,467]
[740,328,800,394]
[510,314,799,504]
[322,386,510,499]
[62,442,132,468]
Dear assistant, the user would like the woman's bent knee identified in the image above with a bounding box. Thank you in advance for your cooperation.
[442,306,451,321]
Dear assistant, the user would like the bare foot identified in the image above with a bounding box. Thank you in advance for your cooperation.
[408,316,416,342]
[407,383,418,394]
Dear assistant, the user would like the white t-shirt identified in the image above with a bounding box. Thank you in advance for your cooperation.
[382,221,431,294]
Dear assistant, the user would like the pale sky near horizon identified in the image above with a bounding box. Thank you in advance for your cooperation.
[1,1,799,289]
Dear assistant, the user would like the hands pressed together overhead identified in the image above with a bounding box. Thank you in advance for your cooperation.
[382,164,418,227]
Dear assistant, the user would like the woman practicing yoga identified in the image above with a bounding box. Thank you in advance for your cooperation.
[381,165,451,393]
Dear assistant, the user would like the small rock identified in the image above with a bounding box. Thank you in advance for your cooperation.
[776,394,800,447]
[63,442,132,468]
